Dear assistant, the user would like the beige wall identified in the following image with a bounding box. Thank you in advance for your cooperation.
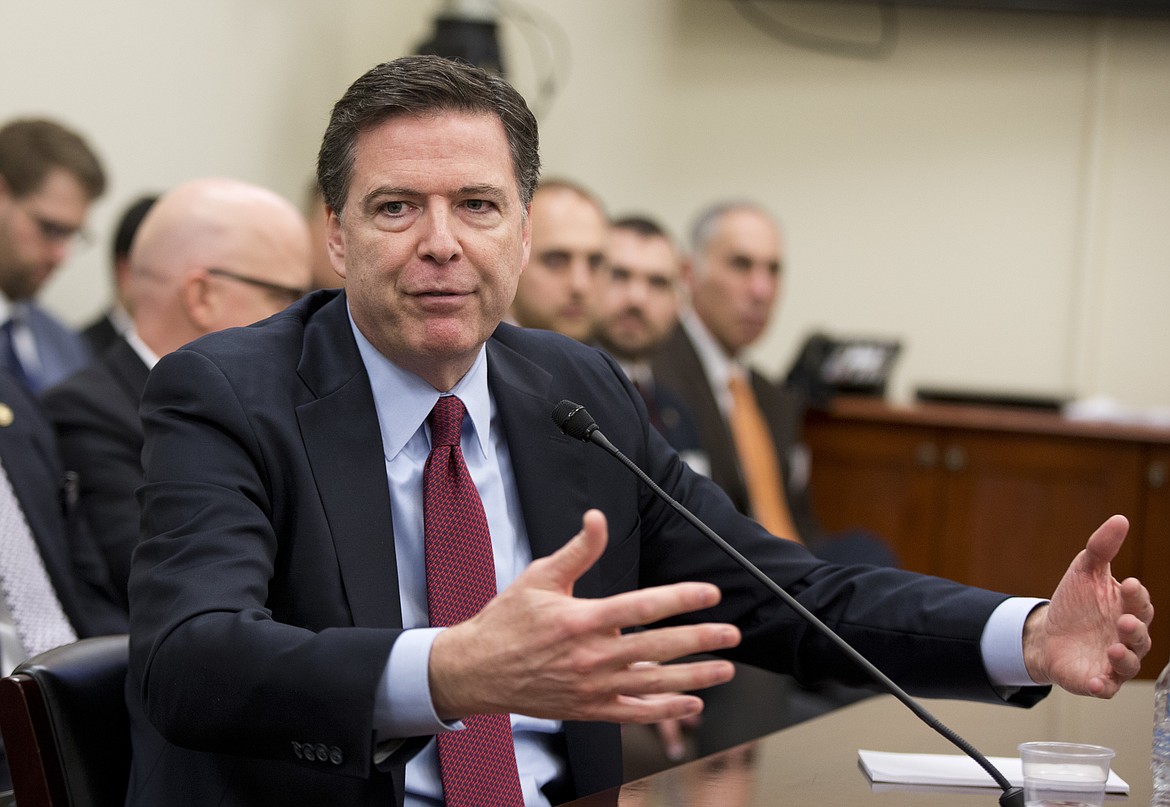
[5,0,1167,405]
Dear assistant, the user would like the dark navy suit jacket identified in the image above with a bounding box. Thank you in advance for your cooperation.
[0,369,126,637]
[126,290,1044,806]
[42,336,150,607]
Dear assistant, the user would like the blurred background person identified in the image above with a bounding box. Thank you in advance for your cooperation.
[0,118,105,392]
[508,178,605,340]
[42,177,311,604]
[80,194,158,355]
[0,366,126,789]
[593,214,708,476]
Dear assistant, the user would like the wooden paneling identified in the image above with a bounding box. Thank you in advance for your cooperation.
[804,397,1170,678]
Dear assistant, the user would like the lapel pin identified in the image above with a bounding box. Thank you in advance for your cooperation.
[0,403,13,428]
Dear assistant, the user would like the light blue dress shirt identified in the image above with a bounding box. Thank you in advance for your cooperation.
[349,310,1045,806]
[349,317,563,806]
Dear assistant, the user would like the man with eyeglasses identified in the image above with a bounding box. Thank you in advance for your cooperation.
[41,176,311,605]
[0,118,106,393]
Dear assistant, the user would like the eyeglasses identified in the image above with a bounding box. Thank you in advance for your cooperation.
[17,201,91,249]
[206,267,308,305]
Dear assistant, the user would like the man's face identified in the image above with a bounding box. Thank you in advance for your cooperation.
[594,228,681,362]
[0,168,91,301]
[688,208,782,357]
[510,186,606,341]
[327,111,530,389]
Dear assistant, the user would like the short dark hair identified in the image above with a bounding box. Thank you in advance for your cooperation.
[317,55,540,215]
[0,118,106,200]
[612,215,669,241]
[112,194,159,263]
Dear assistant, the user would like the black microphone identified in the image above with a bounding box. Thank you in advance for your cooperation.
[552,399,1025,807]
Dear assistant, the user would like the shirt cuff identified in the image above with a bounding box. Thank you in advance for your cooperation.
[373,627,462,741]
[980,597,1048,688]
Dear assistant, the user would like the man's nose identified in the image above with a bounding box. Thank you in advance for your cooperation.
[418,208,461,263]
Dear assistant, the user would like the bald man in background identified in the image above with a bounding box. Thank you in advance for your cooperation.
[508,178,606,341]
[42,177,310,604]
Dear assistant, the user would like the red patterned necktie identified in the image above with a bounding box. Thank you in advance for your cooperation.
[423,395,524,806]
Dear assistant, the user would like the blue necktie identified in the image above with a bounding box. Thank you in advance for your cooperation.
[0,319,33,391]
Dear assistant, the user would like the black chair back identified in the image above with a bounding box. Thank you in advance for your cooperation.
[0,635,130,807]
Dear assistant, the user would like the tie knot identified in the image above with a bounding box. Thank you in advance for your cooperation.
[727,373,751,401]
[429,395,466,448]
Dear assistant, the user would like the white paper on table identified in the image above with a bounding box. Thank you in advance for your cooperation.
[858,749,1130,794]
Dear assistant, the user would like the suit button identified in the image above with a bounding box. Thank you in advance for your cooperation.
[315,744,329,762]
[330,746,343,765]
[291,741,304,759]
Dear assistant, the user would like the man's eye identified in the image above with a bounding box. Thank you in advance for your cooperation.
[465,199,493,212]
[381,201,407,215]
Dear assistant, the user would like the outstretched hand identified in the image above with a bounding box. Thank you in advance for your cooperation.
[1023,515,1153,697]
[429,509,741,723]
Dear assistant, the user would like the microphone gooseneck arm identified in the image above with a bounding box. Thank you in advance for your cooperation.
[552,400,1024,807]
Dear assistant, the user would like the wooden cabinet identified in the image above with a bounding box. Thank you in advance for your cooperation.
[803,397,1169,677]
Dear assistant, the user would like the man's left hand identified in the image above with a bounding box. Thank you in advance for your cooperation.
[1023,514,1154,697]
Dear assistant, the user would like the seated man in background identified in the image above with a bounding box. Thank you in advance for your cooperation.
[79,194,158,356]
[507,178,606,341]
[0,367,125,789]
[653,200,898,568]
[593,216,709,479]
[0,118,106,392]
[42,177,311,605]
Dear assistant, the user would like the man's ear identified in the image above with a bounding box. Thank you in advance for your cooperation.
[518,203,532,274]
[181,270,217,332]
[680,256,697,293]
[325,207,347,279]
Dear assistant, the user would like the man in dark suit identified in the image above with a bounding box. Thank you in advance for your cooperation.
[0,369,125,652]
[41,178,311,605]
[0,368,126,789]
[79,194,158,357]
[124,56,1152,807]
[652,201,896,566]
[0,119,105,393]
[593,215,708,478]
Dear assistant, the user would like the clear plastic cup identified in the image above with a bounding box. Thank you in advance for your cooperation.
[1018,741,1115,807]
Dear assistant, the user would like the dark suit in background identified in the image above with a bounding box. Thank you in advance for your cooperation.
[0,368,127,790]
[41,337,149,606]
[79,312,120,357]
[0,369,125,636]
[125,290,1041,806]
[652,323,897,567]
[652,324,818,538]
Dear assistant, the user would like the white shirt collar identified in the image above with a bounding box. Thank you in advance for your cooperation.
[680,308,746,416]
[124,328,161,369]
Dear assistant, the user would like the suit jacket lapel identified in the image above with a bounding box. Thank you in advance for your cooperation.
[486,334,604,598]
[295,293,403,628]
[653,325,747,506]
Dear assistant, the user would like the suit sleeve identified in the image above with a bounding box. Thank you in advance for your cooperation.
[588,362,1049,706]
[129,348,406,779]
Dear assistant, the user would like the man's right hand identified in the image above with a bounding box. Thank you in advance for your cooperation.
[428,508,740,724]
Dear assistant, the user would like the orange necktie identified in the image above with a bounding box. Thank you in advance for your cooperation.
[726,374,802,543]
